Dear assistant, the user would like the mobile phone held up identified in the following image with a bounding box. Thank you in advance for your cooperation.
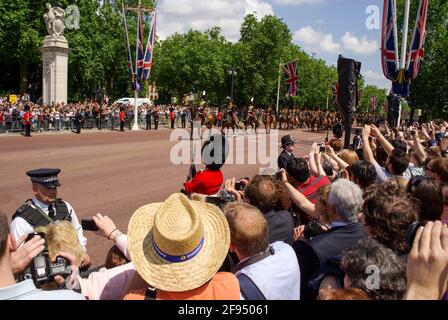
[81,219,99,231]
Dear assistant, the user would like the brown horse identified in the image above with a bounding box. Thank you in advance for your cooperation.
[277,110,289,130]
[262,110,275,134]
[243,112,260,134]
[221,109,244,135]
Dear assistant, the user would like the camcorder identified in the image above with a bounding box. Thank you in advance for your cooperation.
[304,220,327,239]
[19,232,71,287]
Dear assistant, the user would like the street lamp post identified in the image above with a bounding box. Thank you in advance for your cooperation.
[229,69,237,100]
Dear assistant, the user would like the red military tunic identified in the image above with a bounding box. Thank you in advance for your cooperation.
[23,111,31,125]
[170,111,175,120]
[184,169,223,195]
[119,111,126,123]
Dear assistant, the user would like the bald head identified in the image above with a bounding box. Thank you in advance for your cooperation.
[224,202,268,258]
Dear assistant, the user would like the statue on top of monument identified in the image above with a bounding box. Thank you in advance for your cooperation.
[44,3,66,39]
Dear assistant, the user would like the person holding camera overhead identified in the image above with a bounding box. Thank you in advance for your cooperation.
[10,168,91,270]
[0,212,85,300]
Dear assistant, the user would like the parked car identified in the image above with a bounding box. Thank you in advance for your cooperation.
[114,98,153,106]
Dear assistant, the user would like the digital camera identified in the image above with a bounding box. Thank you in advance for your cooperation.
[205,190,237,209]
[19,232,70,287]
[304,220,327,239]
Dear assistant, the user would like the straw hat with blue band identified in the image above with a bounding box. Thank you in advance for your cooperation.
[127,193,230,292]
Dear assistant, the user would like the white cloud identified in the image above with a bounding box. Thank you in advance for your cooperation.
[274,0,325,5]
[341,32,379,55]
[292,26,340,53]
[364,70,390,90]
[157,0,274,42]
[293,26,379,57]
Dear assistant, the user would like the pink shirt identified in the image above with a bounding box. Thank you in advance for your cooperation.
[79,262,136,300]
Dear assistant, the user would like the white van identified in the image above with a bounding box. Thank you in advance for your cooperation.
[114,98,153,106]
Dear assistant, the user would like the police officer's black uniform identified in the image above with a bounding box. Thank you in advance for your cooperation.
[146,110,152,130]
[74,111,83,134]
[153,109,159,130]
[278,135,296,170]
[12,169,72,229]
[181,110,187,128]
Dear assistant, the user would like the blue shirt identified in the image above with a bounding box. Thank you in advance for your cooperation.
[0,280,85,300]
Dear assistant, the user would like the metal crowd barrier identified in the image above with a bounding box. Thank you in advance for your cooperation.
[0,115,193,134]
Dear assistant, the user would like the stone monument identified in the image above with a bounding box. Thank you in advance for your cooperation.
[40,3,69,105]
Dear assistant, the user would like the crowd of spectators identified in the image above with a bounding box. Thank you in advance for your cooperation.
[1,118,448,301]
[0,96,198,133]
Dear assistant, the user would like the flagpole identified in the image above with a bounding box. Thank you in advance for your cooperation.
[406,0,424,70]
[133,0,142,131]
[396,0,411,128]
[392,0,400,67]
[122,1,134,76]
[400,0,411,71]
[276,62,281,116]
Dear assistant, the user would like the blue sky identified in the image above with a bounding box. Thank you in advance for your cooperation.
[272,0,388,89]
[157,0,391,89]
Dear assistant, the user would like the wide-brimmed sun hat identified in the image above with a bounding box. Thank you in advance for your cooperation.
[127,193,230,292]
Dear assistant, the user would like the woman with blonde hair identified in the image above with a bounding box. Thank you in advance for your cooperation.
[35,220,85,267]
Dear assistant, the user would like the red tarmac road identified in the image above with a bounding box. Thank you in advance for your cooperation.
[0,127,328,266]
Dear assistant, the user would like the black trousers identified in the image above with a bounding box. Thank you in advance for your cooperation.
[75,121,81,134]
[120,121,125,131]
[181,119,186,128]
[154,120,158,130]
[146,118,151,130]
[25,124,31,136]
[171,119,175,129]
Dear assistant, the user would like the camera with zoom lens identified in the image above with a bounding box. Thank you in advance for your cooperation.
[205,190,237,209]
[19,232,71,287]
[304,220,327,239]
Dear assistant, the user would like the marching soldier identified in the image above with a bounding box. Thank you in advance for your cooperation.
[10,168,91,269]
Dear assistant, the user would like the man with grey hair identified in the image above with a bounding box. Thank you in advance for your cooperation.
[292,179,367,299]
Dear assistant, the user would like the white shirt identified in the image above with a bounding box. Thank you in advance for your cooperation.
[236,241,301,300]
[10,197,87,251]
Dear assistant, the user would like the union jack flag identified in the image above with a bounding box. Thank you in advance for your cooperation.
[331,81,339,106]
[406,0,428,81]
[142,12,156,80]
[283,61,299,97]
[381,0,398,82]
[135,11,145,91]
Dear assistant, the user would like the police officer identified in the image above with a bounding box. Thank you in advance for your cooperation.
[181,108,187,128]
[74,108,83,134]
[10,168,91,269]
[145,107,152,130]
[278,135,296,170]
[152,107,159,130]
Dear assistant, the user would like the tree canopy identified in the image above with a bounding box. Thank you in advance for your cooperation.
[0,0,411,112]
